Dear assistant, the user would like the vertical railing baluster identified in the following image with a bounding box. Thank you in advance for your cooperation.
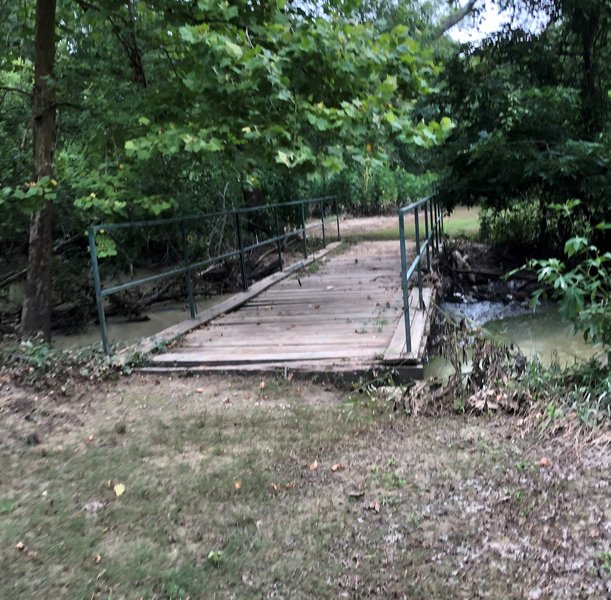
[89,227,110,355]
[399,211,412,354]
[434,198,439,252]
[334,197,341,241]
[180,221,197,318]
[321,198,326,247]
[300,202,307,257]
[424,199,431,271]
[273,205,283,271]
[235,212,248,291]
[414,207,424,309]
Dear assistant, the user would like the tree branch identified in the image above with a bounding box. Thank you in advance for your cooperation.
[434,0,478,40]
[0,85,31,97]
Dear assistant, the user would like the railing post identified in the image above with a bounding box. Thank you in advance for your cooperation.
[235,212,248,291]
[88,227,110,355]
[424,199,431,271]
[414,207,424,309]
[300,202,307,258]
[180,222,197,318]
[429,199,435,254]
[321,198,326,247]
[273,205,283,270]
[334,197,341,241]
[398,211,412,354]
[433,198,439,252]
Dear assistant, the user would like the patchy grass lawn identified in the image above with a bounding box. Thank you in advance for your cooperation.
[342,206,480,243]
[1,374,609,599]
[443,205,480,238]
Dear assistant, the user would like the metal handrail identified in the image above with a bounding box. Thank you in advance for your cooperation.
[89,196,340,354]
[398,195,444,354]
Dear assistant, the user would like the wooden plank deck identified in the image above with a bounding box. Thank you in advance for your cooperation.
[148,241,436,380]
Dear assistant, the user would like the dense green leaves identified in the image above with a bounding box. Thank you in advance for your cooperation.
[434,0,610,250]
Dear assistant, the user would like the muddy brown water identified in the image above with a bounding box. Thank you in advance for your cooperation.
[426,303,602,379]
[52,294,231,350]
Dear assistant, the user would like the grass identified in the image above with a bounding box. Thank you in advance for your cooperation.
[442,206,480,238]
[0,377,387,599]
[1,373,609,598]
[343,206,480,243]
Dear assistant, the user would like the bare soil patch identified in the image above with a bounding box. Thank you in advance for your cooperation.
[1,373,609,599]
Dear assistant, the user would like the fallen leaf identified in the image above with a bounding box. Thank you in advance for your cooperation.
[113,483,125,497]
[271,483,279,492]
[364,500,380,513]
[347,490,364,498]
[15,542,25,552]
[309,460,318,471]
[196,388,205,394]
[331,463,346,472]
[234,480,241,490]
[284,482,295,489]
[538,457,550,467]
[94,554,102,564]
[86,435,95,443]
[259,380,266,390]
[222,396,231,404]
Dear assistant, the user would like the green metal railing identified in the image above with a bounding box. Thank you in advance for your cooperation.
[89,196,340,354]
[398,195,444,354]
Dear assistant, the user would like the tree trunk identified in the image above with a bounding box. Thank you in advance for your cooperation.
[20,0,57,341]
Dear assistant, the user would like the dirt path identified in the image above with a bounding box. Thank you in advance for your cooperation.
[1,373,609,599]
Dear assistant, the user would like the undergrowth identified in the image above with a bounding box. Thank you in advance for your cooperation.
[395,317,610,436]
[0,339,127,393]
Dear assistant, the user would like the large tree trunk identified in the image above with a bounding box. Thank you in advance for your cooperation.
[21,0,57,341]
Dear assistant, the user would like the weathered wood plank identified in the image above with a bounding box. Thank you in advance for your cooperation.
[119,241,342,358]
[149,240,436,379]
[384,287,434,363]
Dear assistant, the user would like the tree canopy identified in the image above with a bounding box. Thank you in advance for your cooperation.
[434,0,610,249]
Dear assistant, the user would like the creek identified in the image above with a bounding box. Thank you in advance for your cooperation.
[52,294,231,351]
[425,302,601,379]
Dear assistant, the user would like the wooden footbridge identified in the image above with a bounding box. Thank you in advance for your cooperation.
[90,197,443,381]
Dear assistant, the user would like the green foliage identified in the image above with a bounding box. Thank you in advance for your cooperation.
[479,196,548,248]
[0,0,452,279]
[523,202,610,352]
[319,166,437,215]
[518,357,610,428]
[434,0,610,246]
